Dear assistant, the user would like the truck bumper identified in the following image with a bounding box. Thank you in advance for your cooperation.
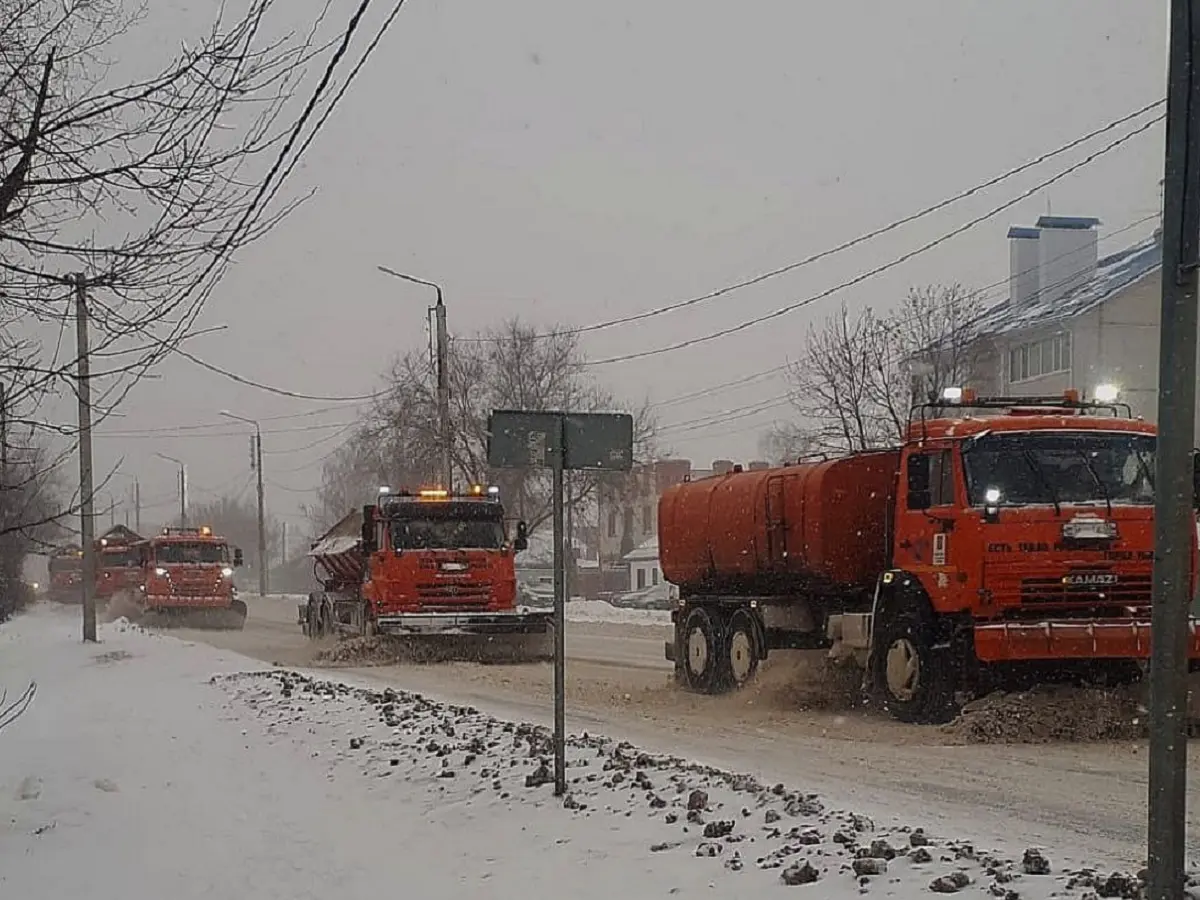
[145,595,232,609]
[973,617,1200,663]
[373,610,554,636]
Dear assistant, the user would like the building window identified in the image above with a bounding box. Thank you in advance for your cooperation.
[1009,332,1071,383]
[637,567,646,590]
[607,510,617,537]
[652,568,659,586]
[624,509,634,538]
[642,505,652,534]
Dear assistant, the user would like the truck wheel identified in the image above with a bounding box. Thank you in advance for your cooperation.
[871,610,958,724]
[681,606,723,694]
[719,609,761,690]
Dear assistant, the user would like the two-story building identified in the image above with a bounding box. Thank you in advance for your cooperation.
[959,215,1165,420]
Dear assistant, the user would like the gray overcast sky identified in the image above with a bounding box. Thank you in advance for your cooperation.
[65,0,1167,536]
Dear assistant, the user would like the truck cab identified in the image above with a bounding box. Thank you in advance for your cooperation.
[359,488,528,627]
[95,526,145,602]
[138,526,245,624]
[47,547,83,604]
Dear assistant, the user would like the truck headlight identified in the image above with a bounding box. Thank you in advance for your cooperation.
[155,567,167,577]
[221,567,234,578]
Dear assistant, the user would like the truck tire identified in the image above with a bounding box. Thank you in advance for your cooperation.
[871,608,959,724]
[719,608,761,690]
[680,605,723,694]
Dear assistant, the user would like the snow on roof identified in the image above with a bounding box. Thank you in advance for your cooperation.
[623,537,659,562]
[966,234,1161,339]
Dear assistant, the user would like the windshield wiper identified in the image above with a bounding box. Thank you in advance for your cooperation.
[1133,447,1156,492]
[1072,448,1113,516]
[1020,449,1062,516]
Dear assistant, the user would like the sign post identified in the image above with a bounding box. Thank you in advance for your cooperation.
[487,410,634,796]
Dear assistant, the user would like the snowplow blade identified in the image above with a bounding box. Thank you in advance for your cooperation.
[973,618,1200,663]
[373,611,555,663]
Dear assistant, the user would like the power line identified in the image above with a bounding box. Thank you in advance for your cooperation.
[455,99,1165,345]
[93,418,359,440]
[589,115,1163,367]
[170,346,386,403]
[648,212,1162,433]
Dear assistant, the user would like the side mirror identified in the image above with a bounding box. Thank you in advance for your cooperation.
[361,504,378,555]
[233,548,244,567]
[514,520,529,553]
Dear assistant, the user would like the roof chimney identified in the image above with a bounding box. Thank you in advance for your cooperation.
[1007,226,1040,307]
[1034,215,1100,307]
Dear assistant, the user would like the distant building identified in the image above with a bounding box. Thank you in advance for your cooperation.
[949,215,1169,422]
[624,537,660,592]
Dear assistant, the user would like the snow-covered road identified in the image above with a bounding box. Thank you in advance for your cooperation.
[0,605,1157,899]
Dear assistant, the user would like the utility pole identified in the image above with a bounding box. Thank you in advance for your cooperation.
[376,265,451,490]
[74,274,98,643]
[156,453,187,527]
[282,521,288,566]
[221,411,267,596]
[134,478,141,533]
[434,295,451,492]
[1148,4,1200,898]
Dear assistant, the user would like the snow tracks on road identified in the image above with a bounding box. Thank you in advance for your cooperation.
[0,605,1156,899]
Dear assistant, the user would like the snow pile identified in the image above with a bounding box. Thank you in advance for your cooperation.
[213,666,1147,898]
[565,599,669,626]
[943,686,1145,744]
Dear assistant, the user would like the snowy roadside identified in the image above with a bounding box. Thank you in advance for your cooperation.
[0,605,1159,899]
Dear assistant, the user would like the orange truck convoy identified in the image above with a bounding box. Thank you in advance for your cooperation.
[300,485,553,661]
[660,389,1200,723]
[45,525,246,629]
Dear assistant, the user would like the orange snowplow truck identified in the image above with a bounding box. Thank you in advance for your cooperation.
[661,389,1200,724]
[94,525,145,603]
[47,545,84,604]
[300,486,553,661]
[136,526,247,629]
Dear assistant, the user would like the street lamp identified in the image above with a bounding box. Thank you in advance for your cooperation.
[154,452,187,527]
[220,410,267,597]
[112,471,141,532]
[377,265,451,490]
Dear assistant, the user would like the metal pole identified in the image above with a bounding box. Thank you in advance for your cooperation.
[552,414,566,797]
[1149,4,1200,897]
[282,520,288,565]
[565,473,573,601]
[435,295,451,491]
[74,274,98,643]
[135,478,141,533]
[256,426,267,596]
[180,464,188,527]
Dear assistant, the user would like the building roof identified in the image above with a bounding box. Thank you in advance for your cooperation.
[623,537,659,562]
[966,233,1161,339]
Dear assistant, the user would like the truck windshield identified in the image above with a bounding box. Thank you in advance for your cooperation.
[101,549,139,567]
[154,542,229,564]
[390,518,505,550]
[963,431,1155,507]
[49,557,81,574]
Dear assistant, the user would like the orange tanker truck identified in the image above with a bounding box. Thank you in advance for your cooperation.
[300,486,553,661]
[134,525,247,629]
[660,389,1200,723]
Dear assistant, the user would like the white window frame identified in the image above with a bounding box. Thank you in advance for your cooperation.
[1008,332,1071,384]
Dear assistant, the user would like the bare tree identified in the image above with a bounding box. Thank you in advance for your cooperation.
[311,319,657,540]
[1,0,350,534]
[780,285,982,453]
[182,495,282,570]
[0,681,36,733]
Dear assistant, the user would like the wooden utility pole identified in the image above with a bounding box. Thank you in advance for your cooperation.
[73,274,98,642]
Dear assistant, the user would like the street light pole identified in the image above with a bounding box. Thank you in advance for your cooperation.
[155,453,187,527]
[221,410,267,597]
[377,265,452,491]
